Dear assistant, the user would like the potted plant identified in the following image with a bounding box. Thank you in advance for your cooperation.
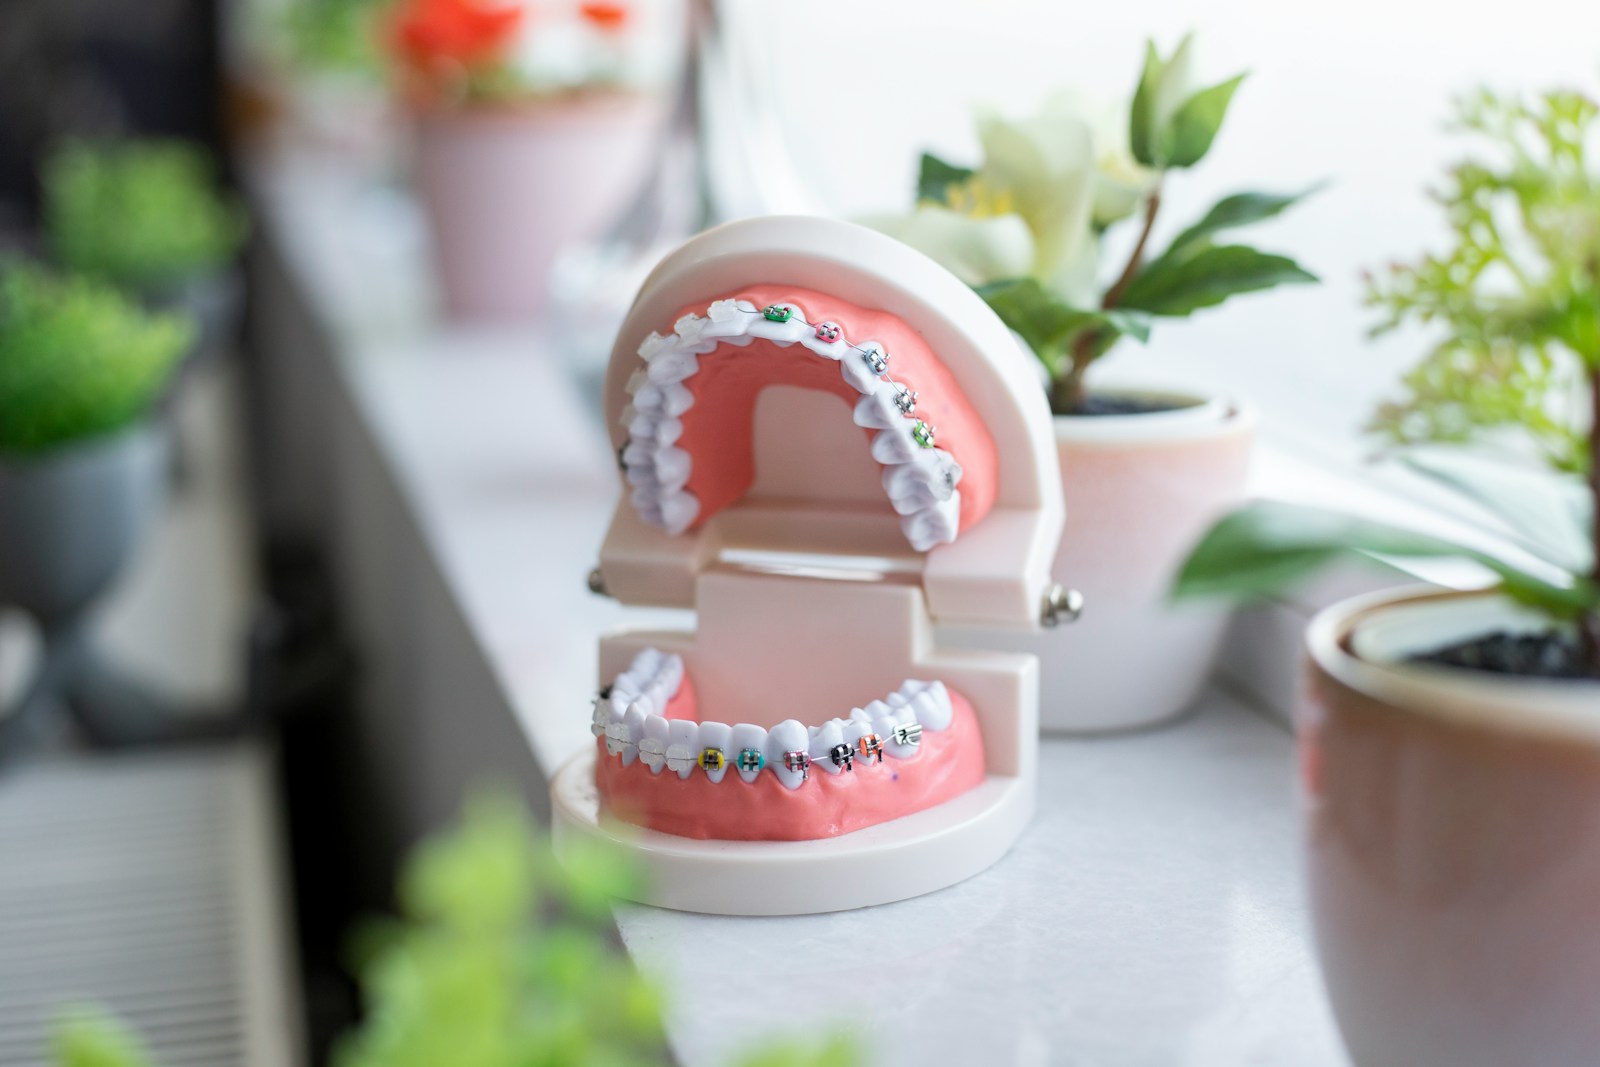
[0,264,193,747]
[870,35,1317,731]
[1175,86,1600,1067]
[41,139,249,363]
[388,0,670,322]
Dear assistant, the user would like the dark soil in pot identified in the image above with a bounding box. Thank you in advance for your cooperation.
[1410,631,1600,681]
[1063,395,1193,417]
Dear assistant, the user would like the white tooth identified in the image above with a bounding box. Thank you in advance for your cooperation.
[609,707,646,766]
[622,440,653,467]
[631,648,664,676]
[706,298,745,323]
[715,332,755,347]
[653,418,683,447]
[809,720,849,774]
[848,705,873,722]
[628,412,660,439]
[627,369,649,393]
[653,447,691,490]
[883,455,954,514]
[886,688,911,709]
[731,723,768,783]
[637,331,671,360]
[871,428,919,466]
[619,403,637,428]
[629,692,657,718]
[697,722,732,783]
[655,654,683,695]
[660,382,694,417]
[665,719,699,778]
[633,383,664,414]
[912,681,953,731]
[659,491,699,534]
[674,313,707,341]
[625,462,657,488]
[872,707,919,759]
[901,490,961,551]
[853,391,903,430]
[639,716,670,774]
[840,348,883,393]
[592,696,617,737]
[647,347,698,384]
[766,720,811,790]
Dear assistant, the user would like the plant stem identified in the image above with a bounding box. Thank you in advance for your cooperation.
[1056,184,1163,415]
[1103,185,1163,312]
[1585,361,1600,670]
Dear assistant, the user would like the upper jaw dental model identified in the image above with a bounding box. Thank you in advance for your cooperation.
[591,649,983,842]
[620,285,999,552]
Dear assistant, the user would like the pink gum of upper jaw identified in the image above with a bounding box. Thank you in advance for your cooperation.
[664,285,998,538]
[594,688,986,841]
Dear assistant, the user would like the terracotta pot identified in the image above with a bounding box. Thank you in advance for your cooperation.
[1303,587,1600,1067]
[411,92,665,323]
[948,388,1254,732]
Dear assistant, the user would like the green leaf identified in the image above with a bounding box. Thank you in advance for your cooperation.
[1161,73,1246,168]
[916,153,976,205]
[1398,450,1593,572]
[1119,244,1317,316]
[1172,500,1597,620]
[977,278,1149,375]
[1128,39,1166,167]
[52,1010,157,1067]
[1164,187,1319,262]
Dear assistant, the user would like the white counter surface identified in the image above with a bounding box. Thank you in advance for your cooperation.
[249,149,1349,1066]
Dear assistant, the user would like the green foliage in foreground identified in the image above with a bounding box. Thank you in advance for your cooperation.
[51,790,864,1067]
[0,265,192,454]
[43,140,248,289]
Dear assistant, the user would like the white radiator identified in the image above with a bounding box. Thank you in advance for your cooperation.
[0,746,302,1067]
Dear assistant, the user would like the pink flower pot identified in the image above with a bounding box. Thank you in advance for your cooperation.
[947,389,1254,732]
[411,92,665,322]
[1304,588,1600,1067]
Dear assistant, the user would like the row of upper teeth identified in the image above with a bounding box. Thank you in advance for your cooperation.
[621,297,964,551]
[590,648,955,790]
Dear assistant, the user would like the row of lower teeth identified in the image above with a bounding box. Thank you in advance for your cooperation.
[591,649,954,790]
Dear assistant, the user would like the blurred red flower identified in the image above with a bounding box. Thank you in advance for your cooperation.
[392,0,526,72]
[578,2,630,32]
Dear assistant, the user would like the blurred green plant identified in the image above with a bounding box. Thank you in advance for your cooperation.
[871,34,1317,414]
[49,789,863,1067]
[52,1009,155,1067]
[1175,86,1600,666]
[280,0,389,76]
[0,264,193,455]
[42,140,248,291]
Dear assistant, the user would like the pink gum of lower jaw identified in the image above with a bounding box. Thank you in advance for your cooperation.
[667,284,998,537]
[594,687,986,842]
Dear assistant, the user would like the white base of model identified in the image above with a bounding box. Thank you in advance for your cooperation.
[551,748,1033,916]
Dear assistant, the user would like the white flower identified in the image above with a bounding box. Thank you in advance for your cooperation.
[863,206,1035,289]
[866,91,1154,309]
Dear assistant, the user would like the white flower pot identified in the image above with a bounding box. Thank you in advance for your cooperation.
[1303,587,1600,1067]
[411,92,665,322]
[946,388,1254,733]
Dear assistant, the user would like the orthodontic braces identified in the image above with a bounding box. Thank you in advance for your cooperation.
[596,723,923,784]
[751,304,937,450]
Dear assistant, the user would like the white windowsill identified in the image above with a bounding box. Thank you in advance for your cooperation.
[246,145,1365,1065]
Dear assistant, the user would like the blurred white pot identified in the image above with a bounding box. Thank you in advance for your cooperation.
[948,388,1254,733]
[412,92,665,322]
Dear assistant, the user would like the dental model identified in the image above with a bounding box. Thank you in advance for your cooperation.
[550,216,1067,916]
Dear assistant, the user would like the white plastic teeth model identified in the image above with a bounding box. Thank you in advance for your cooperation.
[620,298,963,549]
[596,651,954,785]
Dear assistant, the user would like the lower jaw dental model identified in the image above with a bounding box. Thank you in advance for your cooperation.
[591,649,986,841]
